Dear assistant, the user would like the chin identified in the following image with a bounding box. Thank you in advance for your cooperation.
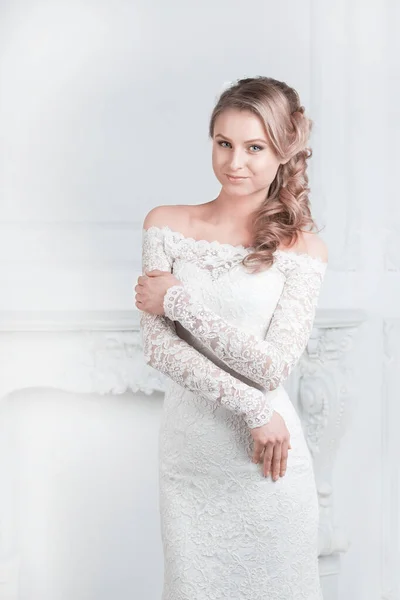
[222,184,250,194]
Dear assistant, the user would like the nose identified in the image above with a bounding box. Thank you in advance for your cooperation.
[228,149,246,171]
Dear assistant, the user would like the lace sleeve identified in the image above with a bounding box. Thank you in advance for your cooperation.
[163,254,327,392]
[139,227,273,428]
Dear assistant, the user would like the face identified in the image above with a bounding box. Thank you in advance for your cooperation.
[212,108,285,197]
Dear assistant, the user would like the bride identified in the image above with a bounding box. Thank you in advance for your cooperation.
[135,76,328,599]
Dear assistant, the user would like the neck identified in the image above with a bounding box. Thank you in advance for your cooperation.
[206,187,269,228]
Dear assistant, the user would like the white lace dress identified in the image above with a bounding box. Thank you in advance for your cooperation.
[140,225,327,600]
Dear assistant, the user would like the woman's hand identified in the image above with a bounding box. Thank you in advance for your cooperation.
[250,411,291,481]
[134,269,182,315]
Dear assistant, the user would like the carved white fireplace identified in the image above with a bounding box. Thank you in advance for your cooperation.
[0,308,365,600]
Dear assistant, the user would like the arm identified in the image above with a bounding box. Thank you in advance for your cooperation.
[163,252,328,391]
[139,224,273,428]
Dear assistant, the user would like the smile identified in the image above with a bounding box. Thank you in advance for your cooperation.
[226,175,247,182]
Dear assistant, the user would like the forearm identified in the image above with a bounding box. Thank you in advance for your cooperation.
[140,311,272,428]
[163,273,322,390]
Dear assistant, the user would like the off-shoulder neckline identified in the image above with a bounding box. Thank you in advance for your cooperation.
[142,225,328,268]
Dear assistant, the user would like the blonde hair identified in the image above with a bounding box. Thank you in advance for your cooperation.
[209,76,323,272]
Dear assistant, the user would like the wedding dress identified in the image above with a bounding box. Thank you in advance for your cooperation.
[140,224,327,600]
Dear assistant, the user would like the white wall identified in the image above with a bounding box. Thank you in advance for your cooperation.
[0,387,165,600]
[0,1,398,599]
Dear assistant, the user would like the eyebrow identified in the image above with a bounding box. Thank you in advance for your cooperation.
[215,133,268,144]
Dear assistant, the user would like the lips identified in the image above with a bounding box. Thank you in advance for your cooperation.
[226,174,247,180]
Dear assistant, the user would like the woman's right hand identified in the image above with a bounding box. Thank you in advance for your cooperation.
[250,411,291,480]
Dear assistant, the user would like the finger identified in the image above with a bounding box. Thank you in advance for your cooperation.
[280,440,289,477]
[253,445,265,464]
[145,269,164,276]
[252,442,264,464]
[271,442,282,481]
[263,441,274,477]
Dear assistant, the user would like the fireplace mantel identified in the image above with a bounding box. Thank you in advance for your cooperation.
[0,308,366,600]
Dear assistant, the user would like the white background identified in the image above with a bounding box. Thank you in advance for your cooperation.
[0,1,398,599]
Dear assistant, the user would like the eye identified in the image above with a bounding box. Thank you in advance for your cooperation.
[217,141,264,152]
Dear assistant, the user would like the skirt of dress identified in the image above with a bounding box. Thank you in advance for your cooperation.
[158,380,323,600]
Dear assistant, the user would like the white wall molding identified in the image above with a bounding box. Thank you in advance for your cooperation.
[294,314,365,599]
[381,319,400,600]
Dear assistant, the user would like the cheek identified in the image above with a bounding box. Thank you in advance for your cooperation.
[212,148,223,166]
[253,155,280,179]
[211,152,225,177]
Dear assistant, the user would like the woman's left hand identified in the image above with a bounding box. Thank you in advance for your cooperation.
[134,270,182,315]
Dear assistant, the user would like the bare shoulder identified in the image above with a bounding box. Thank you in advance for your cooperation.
[281,231,328,263]
[302,231,329,263]
[142,205,190,232]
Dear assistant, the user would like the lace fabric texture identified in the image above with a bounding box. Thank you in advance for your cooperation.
[139,225,326,600]
[163,251,326,392]
[140,227,273,428]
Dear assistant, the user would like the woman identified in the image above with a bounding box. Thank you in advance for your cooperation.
[135,76,328,599]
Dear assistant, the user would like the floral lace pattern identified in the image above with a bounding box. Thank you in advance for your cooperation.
[139,225,326,600]
[140,226,273,428]
[163,251,326,393]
